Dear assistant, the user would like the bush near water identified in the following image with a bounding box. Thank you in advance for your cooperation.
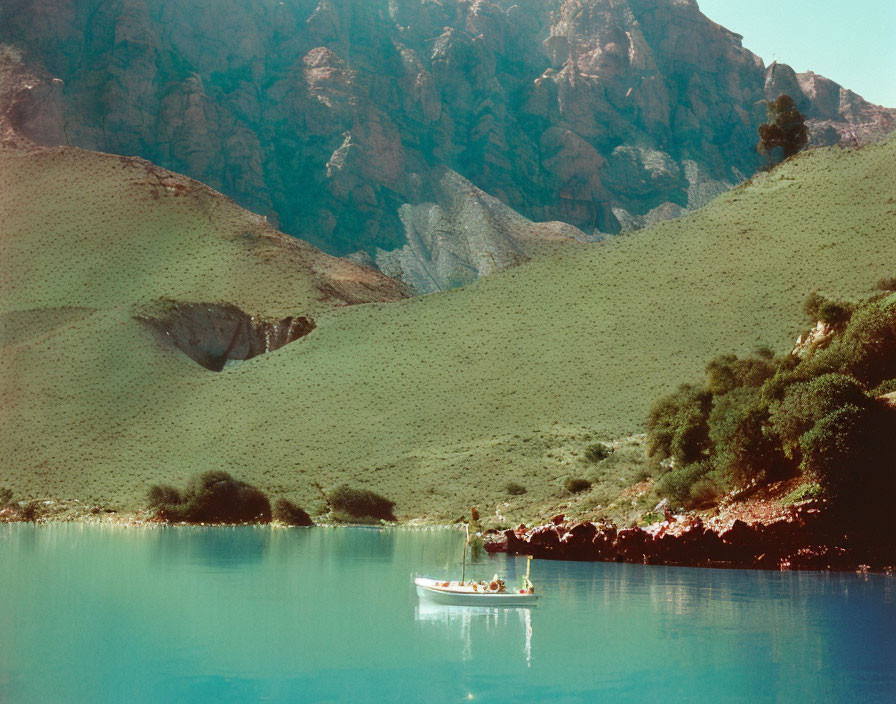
[648,288,896,520]
[273,498,313,526]
[328,485,396,522]
[148,471,272,523]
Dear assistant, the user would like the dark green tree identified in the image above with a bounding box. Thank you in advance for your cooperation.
[803,291,854,327]
[647,384,712,463]
[769,373,870,460]
[758,94,808,164]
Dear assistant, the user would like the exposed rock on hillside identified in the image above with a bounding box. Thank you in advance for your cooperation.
[136,302,316,371]
[2,0,892,290]
[354,168,592,294]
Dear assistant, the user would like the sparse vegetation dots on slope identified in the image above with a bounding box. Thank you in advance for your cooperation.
[2,138,896,522]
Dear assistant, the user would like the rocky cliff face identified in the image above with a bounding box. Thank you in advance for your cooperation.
[0,45,66,147]
[3,0,893,290]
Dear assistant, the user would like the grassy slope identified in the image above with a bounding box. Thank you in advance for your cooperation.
[0,148,406,317]
[2,140,895,523]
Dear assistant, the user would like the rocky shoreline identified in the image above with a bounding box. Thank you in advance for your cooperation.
[5,500,894,574]
[0,501,160,527]
[484,505,895,573]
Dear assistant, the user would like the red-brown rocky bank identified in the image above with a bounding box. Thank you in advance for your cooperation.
[485,507,894,572]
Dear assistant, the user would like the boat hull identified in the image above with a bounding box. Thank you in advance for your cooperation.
[414,578,539,607]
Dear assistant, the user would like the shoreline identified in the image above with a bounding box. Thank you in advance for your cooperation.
[484,506,896,574]
[4,501,894,575]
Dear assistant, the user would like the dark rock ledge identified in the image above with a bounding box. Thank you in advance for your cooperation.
[484,507,895,573]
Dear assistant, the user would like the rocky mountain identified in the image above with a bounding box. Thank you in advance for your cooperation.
[2,0,893,291]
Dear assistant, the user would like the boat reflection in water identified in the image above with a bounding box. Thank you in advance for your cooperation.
[414,600,534,667]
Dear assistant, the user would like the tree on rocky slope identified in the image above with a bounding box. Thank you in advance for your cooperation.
[758,94,808,164]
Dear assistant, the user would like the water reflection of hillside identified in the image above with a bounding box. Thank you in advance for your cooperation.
[149,526,270,569]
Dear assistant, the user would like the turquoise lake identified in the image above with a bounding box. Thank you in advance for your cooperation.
[1,524,894,703]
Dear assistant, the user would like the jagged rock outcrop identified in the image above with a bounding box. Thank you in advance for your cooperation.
[765,62,896,147]
[2,0,893,290]
[136,302,316,371]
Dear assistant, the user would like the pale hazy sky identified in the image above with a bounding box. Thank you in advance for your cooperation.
[697,0,896,107]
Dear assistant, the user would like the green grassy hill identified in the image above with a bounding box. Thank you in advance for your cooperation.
[2,138,895,523]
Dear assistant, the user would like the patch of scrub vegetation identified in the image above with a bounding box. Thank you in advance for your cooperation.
[273,498,313,526]
[782,482,824,506]
[584,443,612,463]
[2,140,896,521]
[328,485,396,523]
[505,482,527,496]
[148,471,271,523]
[648,287,896,521]
[564,478,592,494]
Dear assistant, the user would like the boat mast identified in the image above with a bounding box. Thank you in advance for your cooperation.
[462,523,469,583]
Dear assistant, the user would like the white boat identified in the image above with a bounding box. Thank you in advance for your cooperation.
[414,576,539,607]
[415,521,539,607]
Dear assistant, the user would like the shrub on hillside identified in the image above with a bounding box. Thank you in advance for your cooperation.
[647,384,712,463]
[875,276,896,292]
[803,292,854,327]
[708,389,790,485]
[328,485,395,521]
[705,353,776,396]
[148,471,271,523]
[0,487,12,506]
[564,477,591,494]
[647,288,896,521]
[584,443,611,463]
[832,304,896,387]
[273,498,313,526]
[798,404,885,506]
[655,463,712,507]
[22,501,40,522]
[505,482,527,496]
[689,477,724,508]
[147,484,181,507]
[782,482,824,506]
[769,373,870,461]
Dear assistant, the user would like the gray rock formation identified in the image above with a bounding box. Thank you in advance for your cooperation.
[352,168,592,294]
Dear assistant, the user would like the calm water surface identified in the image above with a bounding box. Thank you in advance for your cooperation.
[1,524,894,703]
